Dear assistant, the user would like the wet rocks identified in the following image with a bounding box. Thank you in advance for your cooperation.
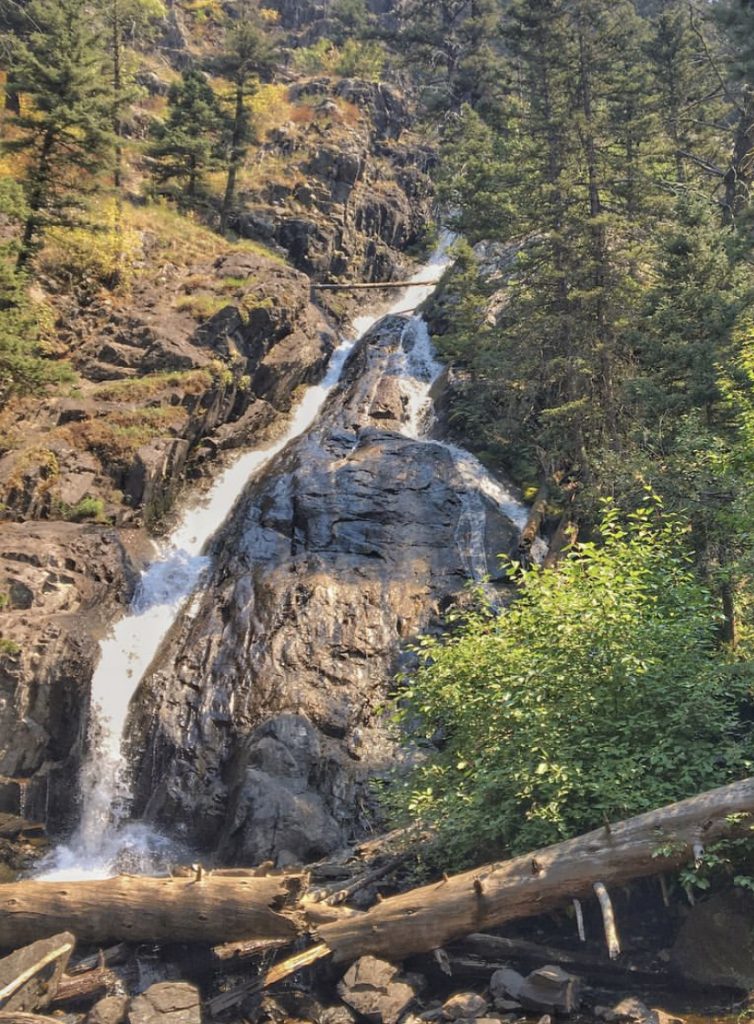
[491,965,579,1016]
[88,996,130,1024]
[337,957,420,1024]
[128,315,524,861]
[441,993,490,1020]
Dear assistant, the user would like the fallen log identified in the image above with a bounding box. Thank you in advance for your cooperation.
[313,280,437,290]
[2,778,754,964]
[0,875,302,947]
[316,776,754,962]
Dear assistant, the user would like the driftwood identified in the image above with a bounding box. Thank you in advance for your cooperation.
[50,968,119,1007]
[0,1015,61,1023]
[442,934,667,986]
[68,943,128,975]
[0,875,302,947]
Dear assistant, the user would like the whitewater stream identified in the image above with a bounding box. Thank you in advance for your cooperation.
[38,235,542,880]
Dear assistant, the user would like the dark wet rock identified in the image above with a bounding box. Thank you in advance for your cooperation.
[88,995,130,1024]
[128,982,201,1024]
[129,317,524,861]
[337,956,420,1024]
[516,966,580,1015]
[670,890,754,989]
[0,931,74,1011]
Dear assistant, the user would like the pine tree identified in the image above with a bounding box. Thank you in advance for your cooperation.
[149,68,221,202]
[395,0,503,112]
[99,0,165,192]
[5,0,114,267]
[214,13,275,233]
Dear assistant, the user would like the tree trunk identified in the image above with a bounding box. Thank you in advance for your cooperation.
[2,779,754,961]
[0,875,302,948]
[316,776,754,962]
[220,80,245,235]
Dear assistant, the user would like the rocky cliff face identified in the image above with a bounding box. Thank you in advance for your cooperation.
[0,60,432,829]
[0,523,137,829]
[127,316,521,865]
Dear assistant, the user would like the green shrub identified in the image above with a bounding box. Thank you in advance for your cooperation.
[389,499,753,867]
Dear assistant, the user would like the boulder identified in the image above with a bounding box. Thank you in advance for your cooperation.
[517,965,580,1015]
[610,999,655,1023]
[88,995,130,1024]
[441,992,489,1020]
[337,956,419,1024]
[128,982,201,1024]
[670,890,754,989]
[0,931,74,1012]
[490,968,524,1002]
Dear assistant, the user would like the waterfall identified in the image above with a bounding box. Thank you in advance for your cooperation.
[37,241,455,881]
[37,230,544,880]
[394,308,548,569]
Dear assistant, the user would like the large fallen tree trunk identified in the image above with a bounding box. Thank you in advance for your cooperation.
[1,778,753,956]
[0,875,302,947]
[316,776,754,962]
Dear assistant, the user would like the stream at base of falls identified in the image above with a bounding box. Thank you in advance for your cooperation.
[36,234,543,880]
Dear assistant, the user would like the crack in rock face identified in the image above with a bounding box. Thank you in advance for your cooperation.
[127,318,522,864]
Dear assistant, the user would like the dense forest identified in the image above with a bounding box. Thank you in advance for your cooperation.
[2,0,754,891]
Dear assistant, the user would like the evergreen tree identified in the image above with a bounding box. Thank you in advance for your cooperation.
[149,68,221,202]
[0,180,72,400]
[395,0,503,112]
[215,13,275,233]
[99,0,165,192]
[4,0,114,267]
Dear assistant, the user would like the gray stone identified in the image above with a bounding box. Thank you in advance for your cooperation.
[0,931,74,1012]
[490,968,525,1002]
[128,982,201,1024]
[609,999,655,1024]
[128,317,524,862]
[337,956,418,1024]
[517,966,580,1015]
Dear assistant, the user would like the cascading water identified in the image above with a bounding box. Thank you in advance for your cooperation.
[38,231,546,880]
[36,238,457,881]
[393,306,548,570]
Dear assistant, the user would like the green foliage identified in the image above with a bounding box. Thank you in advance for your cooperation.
[389,501,753,867]
[5,0,115,264]
[290,37,384,80]
[0,184,74,401]
[148,67,222,201]
[52,495,108,522]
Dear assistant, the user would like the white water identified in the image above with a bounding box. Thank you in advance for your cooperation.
[38,232,545,880]
[37,240,456,881]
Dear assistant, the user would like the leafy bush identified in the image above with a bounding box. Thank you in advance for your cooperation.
[291,38,385,80]
[389,500,753,867]
[334,39,385,80]
[40,200,142,292]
